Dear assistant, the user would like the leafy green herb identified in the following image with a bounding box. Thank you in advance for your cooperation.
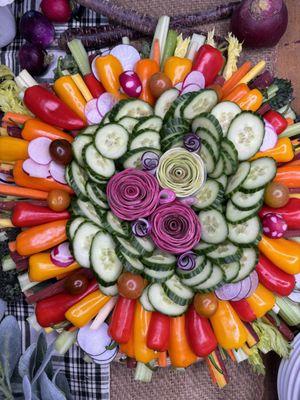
[263,78,294,109]
[53,55,79,80]
[140,41,151,59]
[248,346,265,375]
[0,65,29,114]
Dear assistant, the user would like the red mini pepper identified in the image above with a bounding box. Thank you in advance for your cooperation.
[264,110,288,135]
[256,254,295,296]
[84,73,105,98]
[146,312,170,352]
[24,85,86,131]
[185,305,218,357]
[259,198,300,230]
[192,45,225,87]
[12,202,70,227]
[230,299,257,322]
[108,296,136,344]
[35,279,98,327]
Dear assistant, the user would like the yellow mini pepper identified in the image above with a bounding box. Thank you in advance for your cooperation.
[251,137,294,163]
[29,253,79,282]
[246,284,275,318]
[120,329,135,358]
[0,137,28,162]
[95,54,123,95]
[210,300,247,350]
[236,88,263,112]
[163,56,192,85]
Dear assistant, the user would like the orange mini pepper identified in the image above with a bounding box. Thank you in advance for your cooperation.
[22,119,73,143]
[236,89,263,112]
[29,252,79,282]
[258,235,300,274]
[119,328,135,358]
[95,54,123,95]
[0,137,28,162]
[251,137,294,163]
[168,315,197,368]
[274,165,300,188]
[16,219,68,256]
[65,290,111,328]
[135,58,159,105]
[163,56,192,86]
[222,83,250,103]
[209,300,247,350]
[245,284,275,318]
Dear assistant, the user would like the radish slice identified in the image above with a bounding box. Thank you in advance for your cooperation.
[77,321,111,356]
[246,271,259,298]
[50,242,74,267]
[183,71,205,89]
[180,83,201,95]
[90,297,118,330]
[28,137,52,165]
[174,81,183,91]
[260,121,278,151]
[85,99,102,125]
[110,44,141,71]
[97,93,118,117]
[231,277,252,301]
[23,158,50,178]
[92,347,118,365]
[49,161,67,184]
[91,55,101,81]
[215,282,242,301]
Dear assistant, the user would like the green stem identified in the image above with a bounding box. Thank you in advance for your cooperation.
[279,122,300,139]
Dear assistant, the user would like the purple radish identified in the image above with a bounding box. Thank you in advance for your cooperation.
[28,137,52,165]
[91,55,101,81]
[85,98,102,124]
[50,242,74,267]
[77,322,111,356]
[260,121,278,151]
[23,158,50,178]
[183,71,205,89]
[92,347,118,365]
[110,44,140,71]
[119,71,142,98]
[174,81,183,91]
[246,271,259,298]
[97,92,118,117]
[215,282,242,301]
[180,83,201,95]
[262,213,288,238]
[231,277,252,301]
[49,161,67,184]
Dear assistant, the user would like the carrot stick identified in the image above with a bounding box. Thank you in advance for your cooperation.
[226,349,236,362]
[152,39,160,66]
[286,118,294,126]
[2,113,32,126]
[158,351,167,367]
[221,61,252,98]
[206,358,217,384]
[0,183,48,200]
[9,241,16,252]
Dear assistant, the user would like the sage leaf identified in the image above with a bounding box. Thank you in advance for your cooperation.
[53,372,73,400]
[0,299,6,321]
[39,372,66,400]
[18,343,36,379]
[32,342,55,384]
[0,316,21,381]
[22,376,32,400]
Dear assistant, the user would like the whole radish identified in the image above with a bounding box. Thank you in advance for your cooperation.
[119,71,142,98]
[262,213,288,238]
[41,0,72,23]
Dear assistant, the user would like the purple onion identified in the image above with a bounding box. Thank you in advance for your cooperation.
[141,151,160,172]
[177,252,197,271]
[50,242,74,267]
[159,189,176,204]
[132,218,151,237]
[183,134,201,152]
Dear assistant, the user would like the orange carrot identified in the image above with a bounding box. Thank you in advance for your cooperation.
[222,61,252,98]
[0,183,48,200]
[2,113,32,126]
[158,351,167,367]
[152,39,160,66]
[286,117,294,126]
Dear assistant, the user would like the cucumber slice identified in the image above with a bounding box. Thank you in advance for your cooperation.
[140,286,154,312]
[226,200,260,224]
[87,182,107,201]
[90,231,122,284]
[232,247,258,282]
[161,117,190,139]
[143,251,176,270]
[183,90,218,119]
[104,211,130,238]
[193,264,224,292]
[181,259,213,287]
[193,241,218,255]
[75,199,103,227]
[220,261,240,283]
[67,217,86,241]
[122,147,161,169]
[148,283,188,316]
[129,130,161,151]
[227,112,265,161]
[69,161,88,198]
[198,209,228,244]
[193,180,223,210]
[176,255,206,279]
[221,138,238,167]
[225,162,251,196]
[115,237,140,257]
[131,236,155,256]
[86,182,109,210]
[72,134,93,167]
[83,144,115,179]
[94,124,129,159]
[207,241,240,264]
[114,99,153,120]
[221,152,234,176]
[163,275,194,306]
[172,93,194,119]
[231,189,265,210]
[192,113,222,142]
[196,128,220,162]
[99,283,119,296]
[208,156,224,179]
[143,267,174,283]
[80,125,98,135]
[134,116,163,133]
[211,101,241,136]
[241,157,277,192]
[154,88,179,119]
[215,174,228,190]
[118,116,138,133]
[228,216,261,245]
[116,248,144,274]
[200,140,215,174]
[72,221,100,268]
[87,170,107,186]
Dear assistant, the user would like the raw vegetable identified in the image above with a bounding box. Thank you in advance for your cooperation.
[41,0,72,23]
[222,33,242,80]
[259,198,300,229]
[119,71,142,98]
[111,44,141,71]
[261,213,287,238]
[163,57,192,86]
[245,284,275,318]
[236,89,263,112]
[230,299,257,322]
[133,301,156,363]
[146,311,170,352]
[19,43,50,77]
[223,83,249,103]
[221,61,252,98]
[0,268,21,302]
[95,55,123,95]
[252,137,294,163]
[22,119,73,143]
[161,30,177,67]
[274,165,300,188]
[174,34,190,58]
[263,78,293,109]
[150,16,170,64]
[108,296,136,343]
[275,297,300,326]
[230,0,288,48]
[192,45,224,86]
[0,66,29,114]
[19,10,55,49]
[135,59,159,105]
[0,137,28,162]
[47,189,71,211]
[0,183,48,200]
[264,110,288,135]
[29,253,79,282]
[12,202,70,227]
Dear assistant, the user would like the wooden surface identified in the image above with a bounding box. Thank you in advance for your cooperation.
[276,0,300,113]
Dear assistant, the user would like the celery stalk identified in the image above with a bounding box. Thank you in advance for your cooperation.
[279,122,300,138]
[276,296,300,326]
[68,39,91,76]
[55,330,78,355]
[134,362,153,382]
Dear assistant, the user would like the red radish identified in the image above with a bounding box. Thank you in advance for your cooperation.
[77,321,111,356]
[91,55,101,81]
[262,213,288,238]
[180,83,201,95]
[119,71,142,98]
[23,159,50,178]
[215,282,242,301]
[97,93,118,117]
[92,347,118,364]
[28,137,52,165]
[260,120,278,151]
[174,82,183,91]
[40,0,72,23]
[110,44,141,71]
[50,242,74,267]
[85,98,102,124]
[231,277,252,301]
[246,271,259,298]
[49,161,67,184]
[183,71,205,89]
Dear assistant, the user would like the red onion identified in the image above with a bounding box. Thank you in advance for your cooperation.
[50,242,74,267]
[150,201,201,254]
[141,151,160,172]
[183,133,201,152]
[177,251,197,271]
[159,189,176,204]
[132,218,151,237]
[106,169,160,221]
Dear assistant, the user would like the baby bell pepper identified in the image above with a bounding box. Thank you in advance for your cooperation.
[16,219,68,256]
[274,166,300,189]
[24,85,86,131]
[147,311,170,352]
[133,301,156,363]
[163,56,192,86]
[95,55,123,95]
[245,284,275,318]
[259,198,300,230]
[236,88,263,112]
[230,299,257,322]
[22,119,73,143]
[168,315,197,368]
[256,254,295,296]
[209,300,247,350]
[135,58,160,105]
[84,73,105,98]
[35,279,98,327]
[192,45,224,87]
[108,296,136,344]
[12,202,70,227]
[29,252,79,282]
[222,83,250,103]
[0,137,28,162]
[258,235,300,274]
[53,76,87,122]
[185,305,217,357]
[119,328,135,358]
[251,137,294,163]
[264,110,288,135]
[65,289,110,328]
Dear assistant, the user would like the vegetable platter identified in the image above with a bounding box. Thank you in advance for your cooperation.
[1,13,300,389]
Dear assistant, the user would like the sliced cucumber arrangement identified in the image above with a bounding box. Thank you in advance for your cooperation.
[94,124,129,159]
[211,101,241,135]
[183,90,218,119]
[72,222,100,268]
[198,210,228,244]
[148,283,188,316]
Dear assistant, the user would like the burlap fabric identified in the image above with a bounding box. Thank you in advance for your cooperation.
[108,1,277,399]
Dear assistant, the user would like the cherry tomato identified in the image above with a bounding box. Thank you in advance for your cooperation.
[149,72,173,98]
[117,272,144,299]
[193,292,218,317]
[50,139,73,165]
[47,189,71,211]
[264,182,289,208]
[65,272,89,295]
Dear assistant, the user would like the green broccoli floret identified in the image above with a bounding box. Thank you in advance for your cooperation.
[264,78,293,109]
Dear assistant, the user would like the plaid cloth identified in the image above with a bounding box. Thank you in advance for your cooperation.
[2,1,110,399]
